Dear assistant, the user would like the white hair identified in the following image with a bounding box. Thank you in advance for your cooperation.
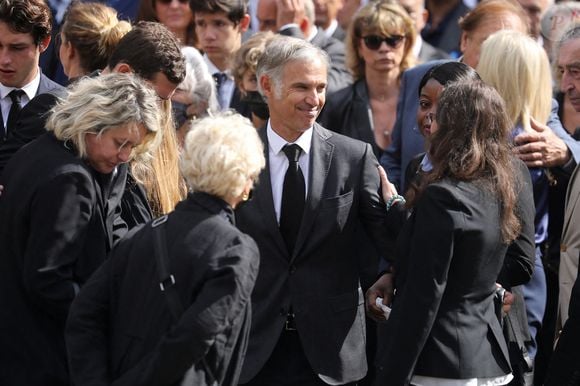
[180,112,266,202]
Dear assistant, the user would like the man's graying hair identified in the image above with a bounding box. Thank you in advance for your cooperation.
[557,23,580,50]
[256,36,329,98]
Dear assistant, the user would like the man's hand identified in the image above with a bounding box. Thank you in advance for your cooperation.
[276,0,305,30]
[366,273,394,322]
[502,289,514,314]
[513,117,571,168]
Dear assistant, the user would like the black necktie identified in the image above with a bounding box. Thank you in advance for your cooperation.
[4,89,25,139]
[279,144,306,255]
[213,72,227,108]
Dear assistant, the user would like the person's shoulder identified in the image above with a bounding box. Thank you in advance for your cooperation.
[39,72,65,94]
[315,122,369,153]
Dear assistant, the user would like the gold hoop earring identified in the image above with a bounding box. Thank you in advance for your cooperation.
[242,193,249,201]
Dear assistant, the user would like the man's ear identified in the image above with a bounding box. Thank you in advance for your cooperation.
[112,62,134,74]
[38,35,51,53]
[259,74,272,98]
[459,31,468,54]
[239,14,251,32]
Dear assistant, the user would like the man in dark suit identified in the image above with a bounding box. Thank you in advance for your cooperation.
[256,0,352,94]
[0,0,64,175]
[545,254,580,385]
[190,0,252,117]
[314,0,346,41]
[236,35,393,385]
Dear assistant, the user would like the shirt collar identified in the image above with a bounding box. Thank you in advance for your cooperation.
[322,19,338,38]
[203,53,232,78]
[266,120,313,157]
[0,67,41,100]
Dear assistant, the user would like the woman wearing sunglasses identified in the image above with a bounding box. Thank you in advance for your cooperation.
[319,0,416,159]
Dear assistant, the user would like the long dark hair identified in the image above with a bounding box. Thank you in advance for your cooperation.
[410,81,520,243]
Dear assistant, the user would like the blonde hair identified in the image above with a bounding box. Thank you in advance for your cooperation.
[46,73,162,161]
[477,30,552,131]
[346,1,416,81]
[233,31,276,91]
[61,1,131,74]
[131,100,187,216]
[180,112,265,202]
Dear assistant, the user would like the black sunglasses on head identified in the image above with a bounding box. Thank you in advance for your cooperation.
[362,35,405,50]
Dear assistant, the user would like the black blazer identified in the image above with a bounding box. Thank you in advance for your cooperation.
[236,123,395,384]
[0,72,64,175]
[66,192,260,386]
[319,80,382,159]
[0,133,122,385]
[375,178,518,385]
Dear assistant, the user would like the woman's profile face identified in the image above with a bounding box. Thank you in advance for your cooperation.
[84,124,147,174]
[417,78,443,138]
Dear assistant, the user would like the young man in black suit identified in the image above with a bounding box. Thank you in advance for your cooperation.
[236,35,394,385]
[190,0,252,116]
[0,0,63,174]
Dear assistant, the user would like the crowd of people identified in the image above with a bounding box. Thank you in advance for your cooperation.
[1,0,580,385]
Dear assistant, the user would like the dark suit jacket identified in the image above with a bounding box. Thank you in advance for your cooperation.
[375,179,513,385]
[545,251,580,386]
[320,79,381,159]
[281,27,353,94]
[66,192,260,386]
[380,60,580,192]
[236,123,394,384]
[0,133,121,385]
[0,72,64,175]
[418,41,450,63]
[331,25,346,42]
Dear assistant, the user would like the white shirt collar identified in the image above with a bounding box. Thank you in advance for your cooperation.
[203,54,232,79]
[413,35,423,61]
[306,26,319,42]
[266,120,313,157]
[0,67,41,101]
[322,19,338,38]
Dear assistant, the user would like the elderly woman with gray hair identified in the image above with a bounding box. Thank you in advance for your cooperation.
[0,73,162,385]
[66,112,265,386]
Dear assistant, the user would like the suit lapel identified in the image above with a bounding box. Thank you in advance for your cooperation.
[255,128,288,256]
[562,164,580,239]
[291,124,334,262]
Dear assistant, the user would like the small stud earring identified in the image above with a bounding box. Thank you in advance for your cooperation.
[242,193,249,201]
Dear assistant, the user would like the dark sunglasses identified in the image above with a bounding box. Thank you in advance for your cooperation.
[362,35,405,50]
[156,0,189,4]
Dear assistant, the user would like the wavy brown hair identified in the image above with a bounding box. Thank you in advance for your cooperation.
[408,81,521,244]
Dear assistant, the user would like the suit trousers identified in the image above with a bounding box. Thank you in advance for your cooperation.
[242,329,357,386]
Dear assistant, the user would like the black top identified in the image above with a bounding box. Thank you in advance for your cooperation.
[66,192,260,386]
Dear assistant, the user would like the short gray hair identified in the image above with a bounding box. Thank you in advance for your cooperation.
[558,22,580,49]
[46,73,162,160]
[180,112,266,202]
[256,35,329,98]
